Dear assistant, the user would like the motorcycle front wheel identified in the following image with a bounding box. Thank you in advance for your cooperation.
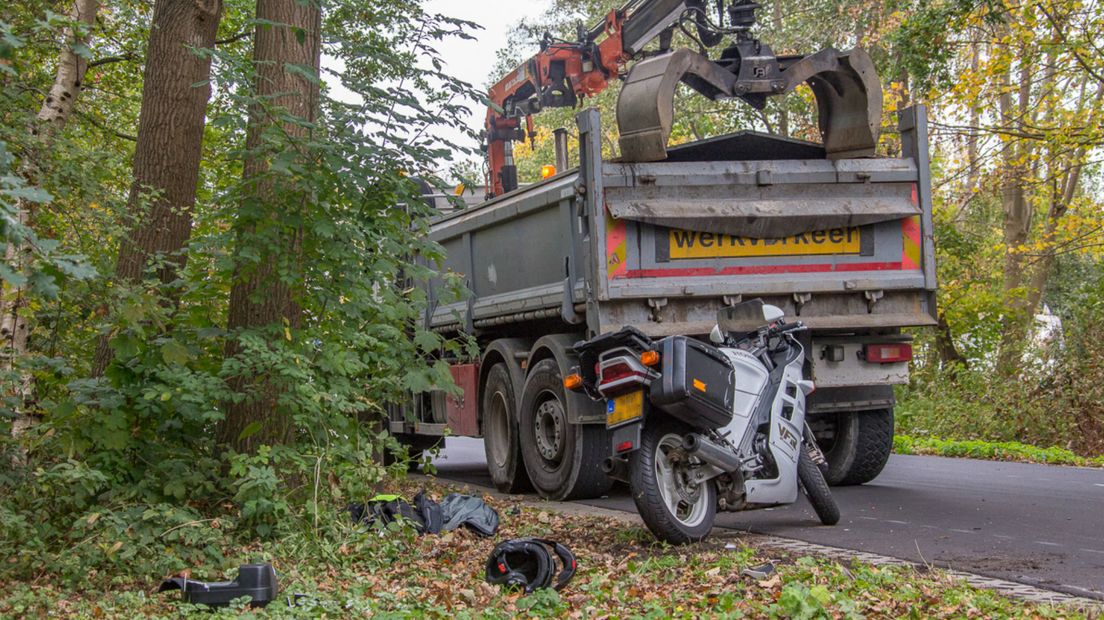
[797,448,841,525]
[629,416,716,544]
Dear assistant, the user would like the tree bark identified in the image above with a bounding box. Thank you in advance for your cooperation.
[965,41,980,194]
[91,0,223,375]
[934,311,968,374]
[995,24,1035,375]
[4,0,100,447]
[217,0,321,452]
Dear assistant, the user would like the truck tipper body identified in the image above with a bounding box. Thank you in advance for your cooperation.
[389,106,936,499]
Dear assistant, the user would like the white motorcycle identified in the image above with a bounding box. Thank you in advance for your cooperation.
[567,299,839,544]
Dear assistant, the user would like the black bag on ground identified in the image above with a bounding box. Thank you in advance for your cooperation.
[349,490,441,534]
[349,490,497,537]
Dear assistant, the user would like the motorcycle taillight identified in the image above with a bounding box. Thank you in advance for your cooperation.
[598,357,649,396]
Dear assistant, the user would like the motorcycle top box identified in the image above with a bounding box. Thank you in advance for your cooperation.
[649,336,737,429]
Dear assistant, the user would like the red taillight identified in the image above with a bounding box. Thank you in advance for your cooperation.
[615,440,634,453]
[599,361,645,385]
[596,355,651,396]
[864,343,913,363]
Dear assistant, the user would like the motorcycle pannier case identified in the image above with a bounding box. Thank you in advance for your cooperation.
[649,336,735,429]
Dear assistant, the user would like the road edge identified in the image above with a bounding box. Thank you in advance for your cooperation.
[413,473,1103,611]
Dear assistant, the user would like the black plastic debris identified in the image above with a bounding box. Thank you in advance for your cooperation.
[159,563,278,608]
[740,562,776,580]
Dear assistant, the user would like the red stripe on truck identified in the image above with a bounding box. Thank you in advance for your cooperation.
[620,261,904,279]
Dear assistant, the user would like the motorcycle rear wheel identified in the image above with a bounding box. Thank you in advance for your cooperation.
[797,448,841,525]
[629,416,716,544]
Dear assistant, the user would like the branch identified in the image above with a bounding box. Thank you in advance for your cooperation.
[87,52,137,69]
[215,30,252,46]
[75,111,136,141]
[86,31,250,70]
[1039,5,1104,87]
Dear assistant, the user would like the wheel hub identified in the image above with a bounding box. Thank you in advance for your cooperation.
[668,455,701,504]
[534,398,565,462]
[655,433,710,527]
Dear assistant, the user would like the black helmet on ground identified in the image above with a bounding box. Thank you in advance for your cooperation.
[484,538,576,594]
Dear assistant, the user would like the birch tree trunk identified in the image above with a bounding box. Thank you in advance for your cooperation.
[217,0,321,452]
[5,0,100,445]
[92,0,223,376]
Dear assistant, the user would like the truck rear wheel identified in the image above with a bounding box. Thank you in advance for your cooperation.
[482,363,531,493]
[815,408,894,486]
[519,358,612,501]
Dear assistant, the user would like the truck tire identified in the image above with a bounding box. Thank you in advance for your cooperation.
[482,363,531,493]
[816,408,894,486]
[519,358,613,501]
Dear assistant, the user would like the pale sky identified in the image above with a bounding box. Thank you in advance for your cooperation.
[322,1,551,176]
[423,0,551,155]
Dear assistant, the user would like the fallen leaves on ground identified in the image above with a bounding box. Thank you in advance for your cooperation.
[0,477,1093,619]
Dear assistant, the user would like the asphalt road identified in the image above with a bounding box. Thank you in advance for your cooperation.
[431,437,1104,600]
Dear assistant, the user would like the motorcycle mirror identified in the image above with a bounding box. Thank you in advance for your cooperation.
[709,324,725,344]
[762,304,785,323]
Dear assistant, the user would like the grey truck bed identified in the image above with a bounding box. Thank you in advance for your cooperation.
[426,106,936,339]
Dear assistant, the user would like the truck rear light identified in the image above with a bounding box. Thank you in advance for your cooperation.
[640,350,660,366]
[615,440,634,453]
[563,373,583,391]
[863,343,913,363]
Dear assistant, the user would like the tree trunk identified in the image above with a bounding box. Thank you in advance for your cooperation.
[934,311,968,374]
[92,0,223,375]
[965,41,980,193]
[1023,82,1102,319]
[4,0,99,448]
[995,32,1034,375]
[217,0,320,453]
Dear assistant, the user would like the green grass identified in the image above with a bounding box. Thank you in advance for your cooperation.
[895,434,1104,467]
[0,478,1092,619]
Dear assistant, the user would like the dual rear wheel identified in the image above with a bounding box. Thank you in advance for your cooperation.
[484,357,611,501]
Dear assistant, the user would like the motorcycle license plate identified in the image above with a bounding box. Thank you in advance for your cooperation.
[607,390,643,428]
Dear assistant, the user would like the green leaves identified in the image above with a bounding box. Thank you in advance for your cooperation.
[237,420,263,441]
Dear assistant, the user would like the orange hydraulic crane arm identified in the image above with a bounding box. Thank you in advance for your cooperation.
[483,10,629,199]
[482,0,885,199]
[483,0,711,198]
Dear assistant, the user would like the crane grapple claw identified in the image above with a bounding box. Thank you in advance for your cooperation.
[617,49,737,163]
[616,47,883,163]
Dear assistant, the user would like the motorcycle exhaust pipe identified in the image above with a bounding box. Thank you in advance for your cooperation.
[601,456,629,483]
[682,433,742,473]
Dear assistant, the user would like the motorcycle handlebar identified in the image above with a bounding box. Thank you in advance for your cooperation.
[772,322,807,335]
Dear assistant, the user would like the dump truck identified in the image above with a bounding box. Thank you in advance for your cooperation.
[388,103,937,500]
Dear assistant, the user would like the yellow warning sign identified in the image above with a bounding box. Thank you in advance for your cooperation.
[669,227,861,259]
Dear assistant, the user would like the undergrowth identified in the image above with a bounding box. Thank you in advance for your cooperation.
[0,478,1090,619]
[895,434,1104,467]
